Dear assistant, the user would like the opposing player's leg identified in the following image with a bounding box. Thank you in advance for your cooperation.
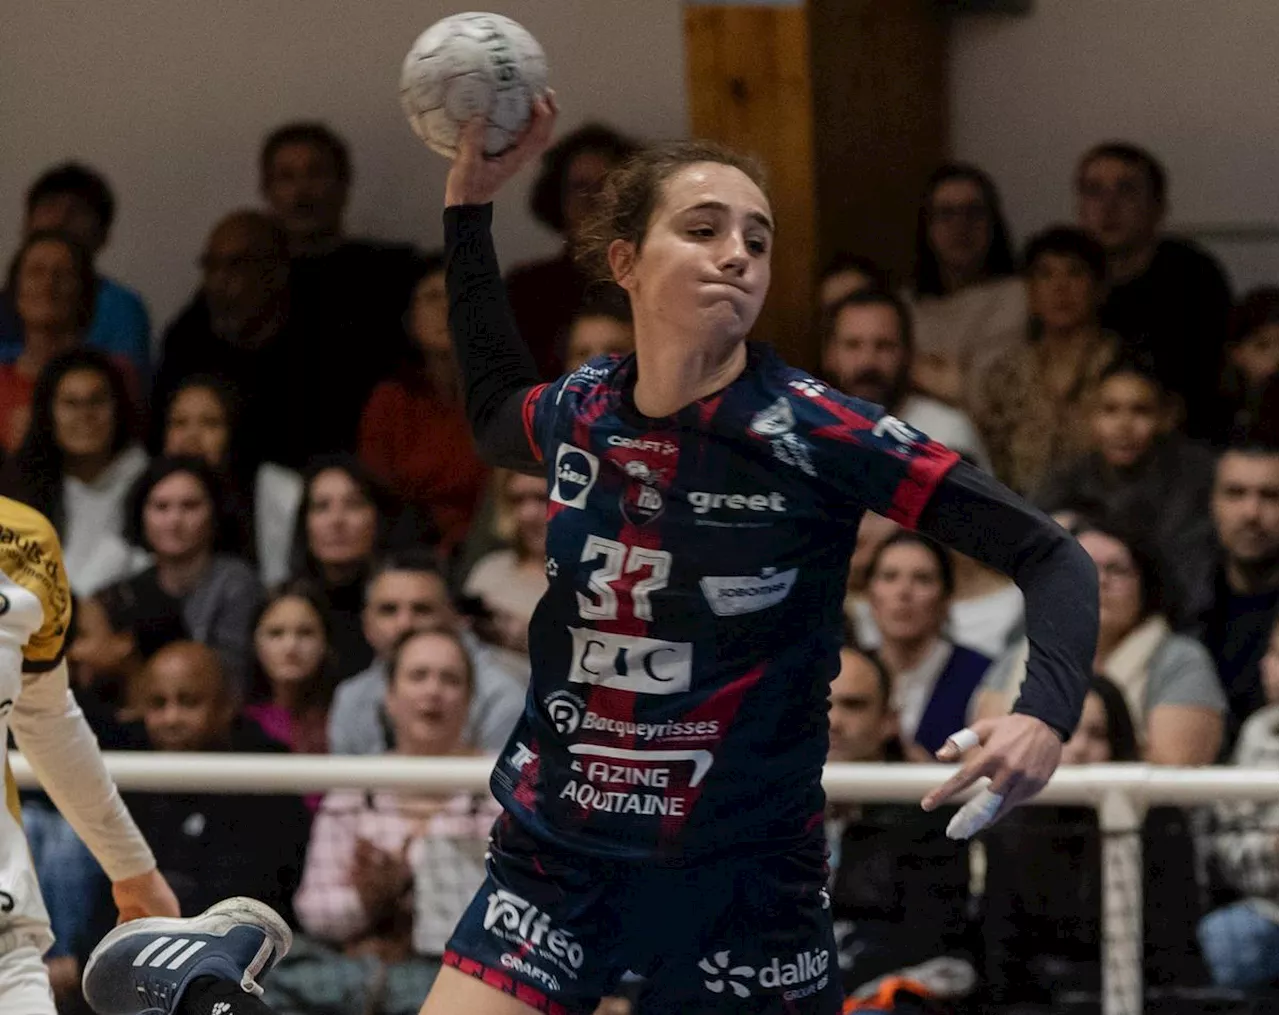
[80,897,290,1015]
[0,943,58,1015]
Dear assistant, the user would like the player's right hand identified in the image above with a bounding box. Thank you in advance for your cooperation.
[444,92,557,208]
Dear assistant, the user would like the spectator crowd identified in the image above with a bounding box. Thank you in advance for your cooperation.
[1,120,1275,1015]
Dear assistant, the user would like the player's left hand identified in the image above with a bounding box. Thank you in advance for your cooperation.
[920,714,1063,839]
[112,868,181,923]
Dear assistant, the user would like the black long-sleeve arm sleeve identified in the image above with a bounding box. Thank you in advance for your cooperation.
[444,203,542,471]
[917,461,1099,740]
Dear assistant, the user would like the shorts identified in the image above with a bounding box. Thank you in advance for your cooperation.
[0,943,56,1015]
[445,815,842,1015]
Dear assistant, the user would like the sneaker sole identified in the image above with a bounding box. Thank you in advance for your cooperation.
[84,897,293,997]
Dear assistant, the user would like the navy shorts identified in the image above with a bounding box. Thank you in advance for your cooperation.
[444,815,842,1014]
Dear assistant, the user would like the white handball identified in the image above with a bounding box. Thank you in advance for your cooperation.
[400,11,548,159]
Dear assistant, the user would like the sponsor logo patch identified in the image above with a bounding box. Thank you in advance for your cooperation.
[483,890,584,980]
[566,628,692,695]
[550,444,599,509]
[699,568,798,616]
[749,397,796,436]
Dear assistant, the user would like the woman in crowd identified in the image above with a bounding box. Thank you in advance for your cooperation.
[976,520,1225,764]
[462,470,549,661]
[1206,285,1278,446]
[161,375,302,585]
[504,123,640,379]
[0,231,101,450]
[281,626,500,1015]
[106,455,263,692]
[864,531,994,758]
[244,582,338,757]
[0,348,147,594]
[290,454,421,677]
[359,256,489,558]
[906,164,1025,406]
[973,226,1119,495]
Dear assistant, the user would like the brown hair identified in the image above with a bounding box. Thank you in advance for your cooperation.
[574,140,769,285]
[387,623,474,698]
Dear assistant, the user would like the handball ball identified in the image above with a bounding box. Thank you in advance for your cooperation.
[400,11,548,159]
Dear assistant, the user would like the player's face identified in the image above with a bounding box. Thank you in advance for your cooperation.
[926,178,991,281]
[164,385,231,468]
[262,141,347,244]
[142,648,234,752]
[14,239,82,333]
[201,218,288,338]
[26,194,106,255]
[1078,530,1144,643]
[504,472,549,559]
[1027,251,1100,333]
[1229,323,1279,388]
[867,543,949,644]
[143,472,215,561]
[828,649,898,763]
[363,571,456,660]
[386,631,471,753]
[565,315,634,371]
[52,368,115,459]
[1090,373,1167,469]
[1061,691,1113,765]
[822,303,908,407]
[1211,453,1280,568]
[1076,156,1161,256]
[614,162,772,342]
[254,595,327,686]
[306,468,379,570]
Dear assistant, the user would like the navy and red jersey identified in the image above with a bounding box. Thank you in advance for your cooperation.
[490,342,959,863]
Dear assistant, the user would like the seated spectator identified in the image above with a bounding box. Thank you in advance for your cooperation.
[276,627,500,1014]
[128,641,311,921]
[0,163,150,379]
[244,582,339,756]
[1077,141,1231,435]
[815,251,886,313]
[1192,443,1279,742]
[260,122,428,459]
[906,164,1025,406]
[972,226,1118,495]
[563,299,635,372]
[290,455,428,677]
[863,532,992,758]
[0,230,124,451]
[1036,352,1217,620]
[151,210,301,470]
[161,375,303,586]
[1197,617,1278,990]
[328,550,524,756]
[1206,285,1278,447]
[359,255,489,556]
[819,288,990,467]
[0,348,148,594]
[977,520,1225,764]
[506,123,640,379]
[826,645,974,1009]
[947,548,1023,661]
[105,456,264,692]
[463,470,549,660]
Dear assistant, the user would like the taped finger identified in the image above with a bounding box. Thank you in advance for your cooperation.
[945,787,1004,840]
[946,727,981,754]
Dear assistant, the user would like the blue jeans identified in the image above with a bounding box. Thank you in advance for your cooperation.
[21,802,108,959]
[1197,900,1280,988]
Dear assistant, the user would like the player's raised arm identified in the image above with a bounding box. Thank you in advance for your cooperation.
[443,96,557,471]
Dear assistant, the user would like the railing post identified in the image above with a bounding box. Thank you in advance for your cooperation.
[1098,788,1143,1015]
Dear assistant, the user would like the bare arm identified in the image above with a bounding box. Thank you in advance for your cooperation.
[1145,704,1224,766]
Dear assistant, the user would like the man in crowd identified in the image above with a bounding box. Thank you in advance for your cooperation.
[1,162,151,379]
[1075,141,1232,434]
[259,122,427,460]
[327,550,524,755]
[1192,443,1279,744]
[819,288,991,468]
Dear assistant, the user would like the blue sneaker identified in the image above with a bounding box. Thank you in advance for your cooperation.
[82,897,292,1015]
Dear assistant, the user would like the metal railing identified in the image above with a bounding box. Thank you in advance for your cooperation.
[14,754,1277,1015]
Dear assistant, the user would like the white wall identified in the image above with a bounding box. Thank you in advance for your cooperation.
[0,1,687,333]
[950,0,1278,293]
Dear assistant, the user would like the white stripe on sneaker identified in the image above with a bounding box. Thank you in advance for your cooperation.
[149,938,189,968]
[166,940,207,970]
[132,936,171,968]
